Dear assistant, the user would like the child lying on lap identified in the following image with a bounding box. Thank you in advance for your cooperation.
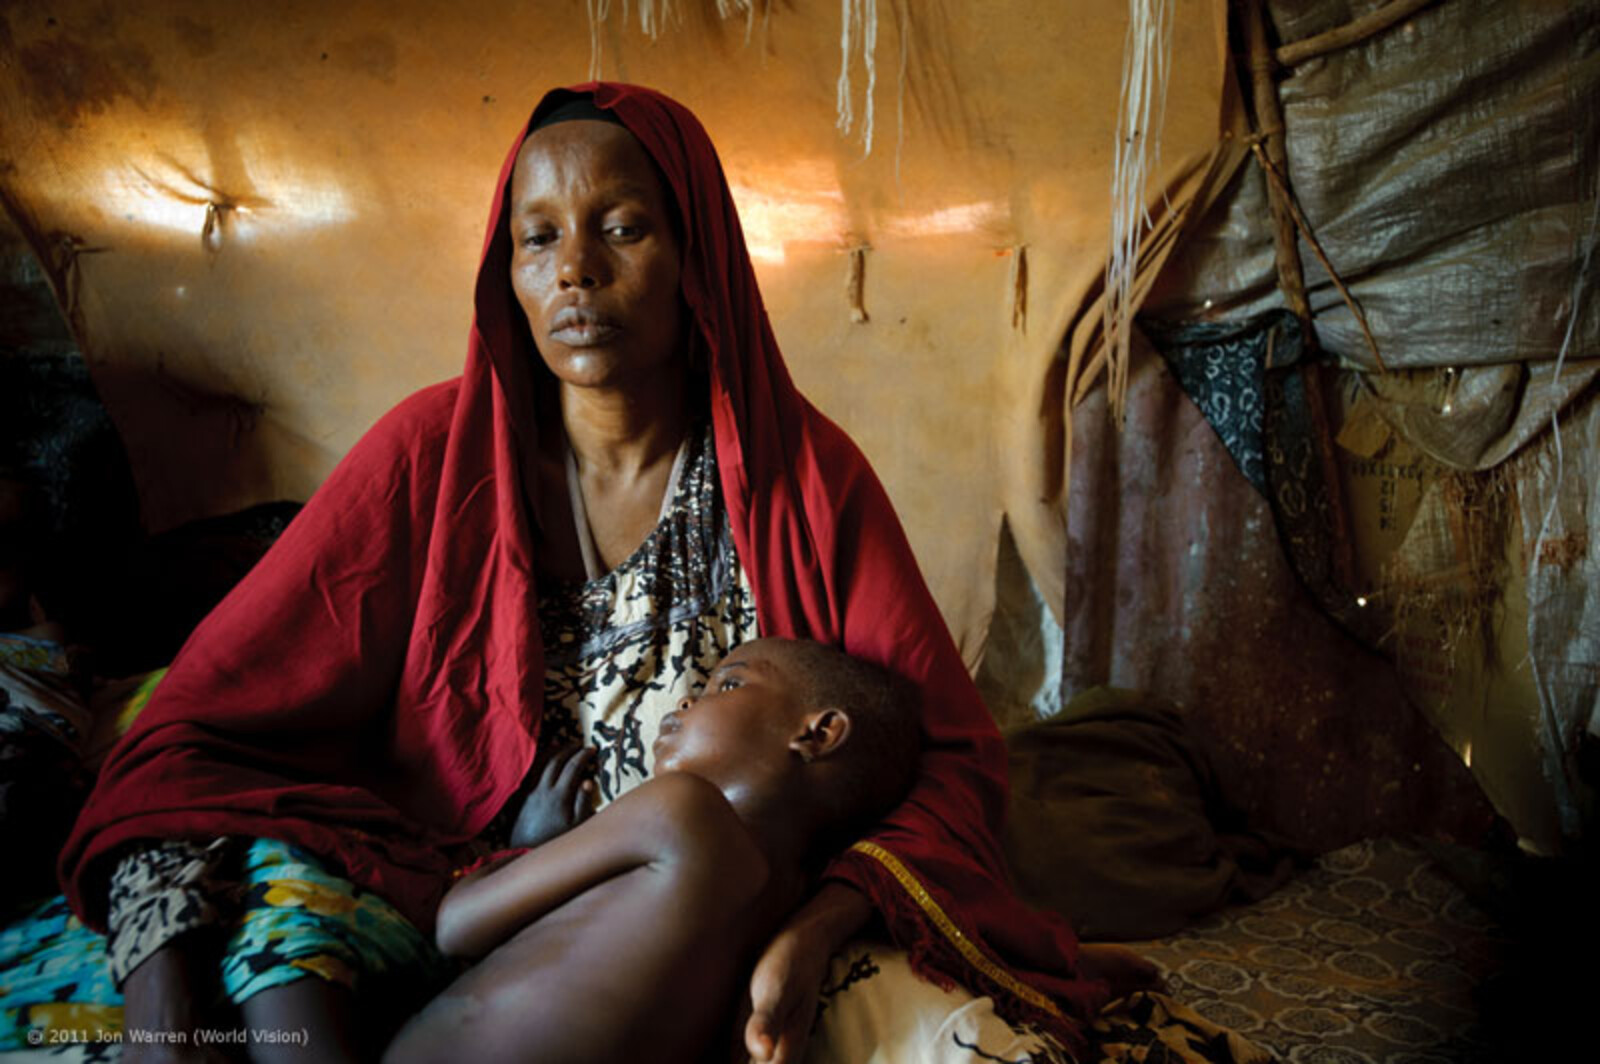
[384,637,919,1064]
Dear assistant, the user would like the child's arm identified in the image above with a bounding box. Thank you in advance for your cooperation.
[435,772,735,959]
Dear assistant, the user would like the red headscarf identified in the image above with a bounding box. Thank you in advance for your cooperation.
[62,83,1103,1046]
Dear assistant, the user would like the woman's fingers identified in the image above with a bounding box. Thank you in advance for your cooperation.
[537,743,591,791]
[554,745,596,795]
[535,744,573,789]
[571,777,598,824]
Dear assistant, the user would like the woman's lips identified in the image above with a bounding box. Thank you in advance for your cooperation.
[550,306,622,347]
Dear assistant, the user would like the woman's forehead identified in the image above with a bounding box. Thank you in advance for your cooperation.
[512,120,664,198]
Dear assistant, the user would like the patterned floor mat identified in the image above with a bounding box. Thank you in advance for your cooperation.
[1124,838,1511,1064]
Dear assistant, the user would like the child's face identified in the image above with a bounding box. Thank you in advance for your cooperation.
[652,641,805,781]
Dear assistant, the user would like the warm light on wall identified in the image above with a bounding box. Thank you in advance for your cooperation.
[881,200,1003,239]
[727,181,1005,265]
[95,155,353,242]
[727,181,846,264]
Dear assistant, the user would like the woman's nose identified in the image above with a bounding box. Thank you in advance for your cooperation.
[557,234,603,290]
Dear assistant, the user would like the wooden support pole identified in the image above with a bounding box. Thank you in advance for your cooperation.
[1276,0,1438,68]
[1241,0,1358,592]
[1244,0,1314,347]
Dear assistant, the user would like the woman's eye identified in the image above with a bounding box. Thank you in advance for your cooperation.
[520,230,556,249]
[605,222,643,241]
[717,677,741,692]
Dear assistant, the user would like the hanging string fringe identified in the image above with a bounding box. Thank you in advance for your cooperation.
[715,0,757,43]
[836,0,879,155]
[586,0,609,81]
[585,2,895,158]
[893,0,910,185]
[1104,0,1176,426]
[636,0,679,38]
[586,0,682,79]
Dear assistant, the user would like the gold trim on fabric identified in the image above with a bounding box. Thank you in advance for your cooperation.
[850,840,1064,1019]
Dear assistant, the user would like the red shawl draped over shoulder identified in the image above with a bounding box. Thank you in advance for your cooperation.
[61,83,1104,1046]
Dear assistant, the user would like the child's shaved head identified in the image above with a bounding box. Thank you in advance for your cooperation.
[760,639,920,840]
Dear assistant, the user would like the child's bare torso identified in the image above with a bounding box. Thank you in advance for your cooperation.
[391,774,797,1064]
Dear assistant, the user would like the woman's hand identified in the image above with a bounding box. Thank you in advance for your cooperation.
[742,882,872,1063]
[120,941,230,1064]
[509,744,597,849]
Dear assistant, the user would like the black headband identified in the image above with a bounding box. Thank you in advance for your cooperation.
[533,96,624,130]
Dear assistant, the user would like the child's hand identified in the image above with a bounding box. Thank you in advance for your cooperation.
[509,744,598,849]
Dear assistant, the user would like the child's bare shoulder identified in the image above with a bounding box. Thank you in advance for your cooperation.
[621,773,768,878]
[629,770,736,815]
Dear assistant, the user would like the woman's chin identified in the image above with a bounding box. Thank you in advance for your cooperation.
[538,345,684,394]
[540,349,624,389]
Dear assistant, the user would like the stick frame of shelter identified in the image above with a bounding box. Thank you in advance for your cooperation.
[1243,0,1364,592]
[1242,0,1312,342]
[1274,0,1440,68]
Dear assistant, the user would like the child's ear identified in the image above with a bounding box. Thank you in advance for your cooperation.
[789,708,852,763]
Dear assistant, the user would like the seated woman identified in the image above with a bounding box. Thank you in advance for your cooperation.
[17,84,1120,1062]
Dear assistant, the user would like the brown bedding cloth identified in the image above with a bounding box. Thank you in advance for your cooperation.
[1004,686,1294,941]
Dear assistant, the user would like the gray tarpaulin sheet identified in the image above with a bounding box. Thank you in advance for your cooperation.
[1136,0,1599,849]
[1147,0,1598,373]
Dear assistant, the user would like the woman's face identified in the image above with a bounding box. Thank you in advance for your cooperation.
[508,119,684,390]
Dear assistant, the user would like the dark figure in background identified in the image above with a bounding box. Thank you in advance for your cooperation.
[0,471,92,909]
